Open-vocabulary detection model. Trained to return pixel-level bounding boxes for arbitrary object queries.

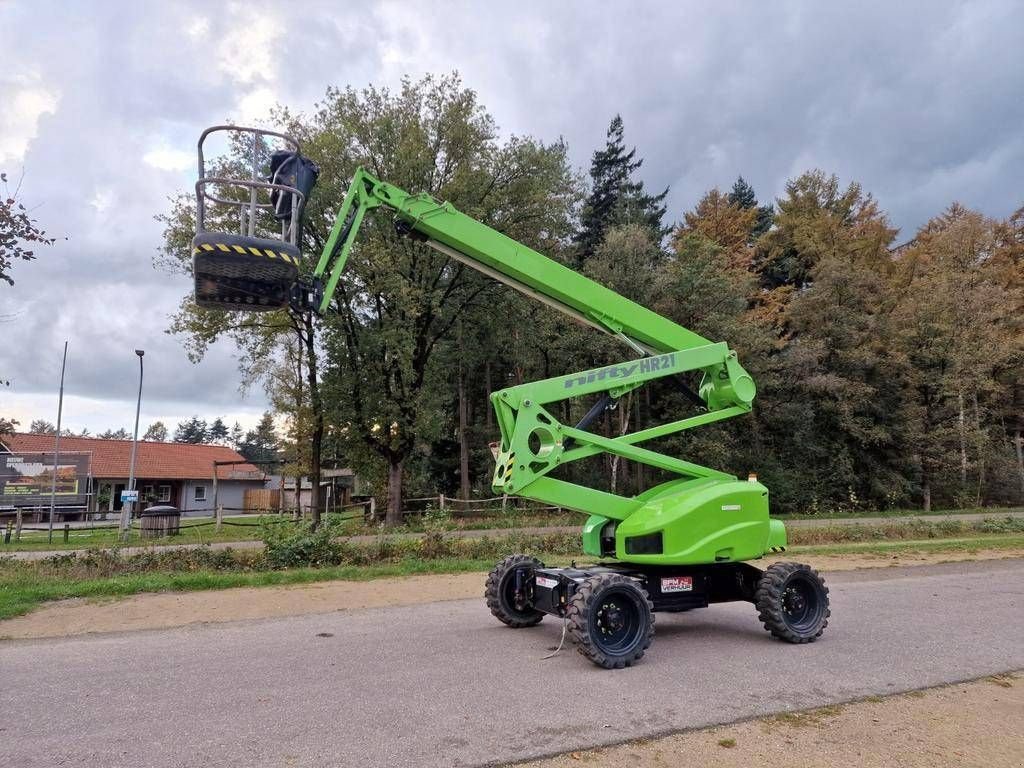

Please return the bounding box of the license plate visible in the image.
[661,576,693,593]
[535,576,559,589]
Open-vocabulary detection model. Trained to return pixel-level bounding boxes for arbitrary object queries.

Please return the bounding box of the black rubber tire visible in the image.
[755,562,830,643]
[485,554,545,628]
[567,573,654,669]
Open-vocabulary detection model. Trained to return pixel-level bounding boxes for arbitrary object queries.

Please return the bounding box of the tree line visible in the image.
[155,73,1023,523]
[21,413,283,463]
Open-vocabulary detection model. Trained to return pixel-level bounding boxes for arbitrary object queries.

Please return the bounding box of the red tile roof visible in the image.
[0,434,263,481]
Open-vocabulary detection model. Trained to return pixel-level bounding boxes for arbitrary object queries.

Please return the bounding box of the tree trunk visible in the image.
[608,395,632,494]
[958,389,967,490]
[636,389,649,491]
[1015,429,1024,501]
[484,361,494,431]
[971,391,984,506]
[458,328,471,500]
[303,311,323,530]
[922,477,931,513]
[386,456,404,527]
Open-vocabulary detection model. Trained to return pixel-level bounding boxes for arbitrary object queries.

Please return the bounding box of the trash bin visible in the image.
[139,505,181,538]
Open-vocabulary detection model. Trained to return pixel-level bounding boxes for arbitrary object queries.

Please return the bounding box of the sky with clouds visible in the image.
[1,0,1021,436]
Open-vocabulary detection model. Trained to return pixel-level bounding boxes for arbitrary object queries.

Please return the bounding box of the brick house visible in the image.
[0,433,266,520]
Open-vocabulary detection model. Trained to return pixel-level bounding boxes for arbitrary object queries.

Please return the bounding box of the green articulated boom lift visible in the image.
[192,126,830,668]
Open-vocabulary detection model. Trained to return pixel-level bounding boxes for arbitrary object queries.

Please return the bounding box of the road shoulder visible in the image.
[512,673,1024,768]
[2,550,1022,641]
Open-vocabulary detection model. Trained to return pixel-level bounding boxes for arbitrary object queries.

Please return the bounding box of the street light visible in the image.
[119,349,144,540]
[47,341,69,544]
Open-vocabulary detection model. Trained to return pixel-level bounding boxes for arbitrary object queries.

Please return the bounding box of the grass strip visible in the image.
[791,534,1024,556]
[774,505,1023,521]
[0,556,524,622]
[2,518,268,552]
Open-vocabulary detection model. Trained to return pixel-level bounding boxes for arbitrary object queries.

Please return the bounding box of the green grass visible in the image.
[790,534,1024,556]
[3,505,1020,553]
[787,516,1024,545]
[774,505,1023,521]
[0,554,578,622]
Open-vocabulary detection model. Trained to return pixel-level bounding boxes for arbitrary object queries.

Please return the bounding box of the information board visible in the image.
[0,451,91,506]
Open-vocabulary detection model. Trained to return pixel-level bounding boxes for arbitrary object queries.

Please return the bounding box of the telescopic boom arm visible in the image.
[313,167,758,529]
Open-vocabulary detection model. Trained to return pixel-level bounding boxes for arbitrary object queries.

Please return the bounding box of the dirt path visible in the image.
[2,549,1022,641]
[514,674,1024,768]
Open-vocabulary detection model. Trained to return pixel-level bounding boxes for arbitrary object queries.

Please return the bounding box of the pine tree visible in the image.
[98,428,131,440]
[574,115,668,264]
[753,171,878,295]
[207,417,229,444]
[728,176,774,240]
[173,416,208,444]
[677,188,757,267]
[227,423,242,454]
[29,419,56,434]
[227,421,242,450]
[238,412,279,463]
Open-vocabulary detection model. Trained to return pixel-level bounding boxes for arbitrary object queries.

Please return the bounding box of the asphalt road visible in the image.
[7,509,1024,560]
[2,559,1022,768]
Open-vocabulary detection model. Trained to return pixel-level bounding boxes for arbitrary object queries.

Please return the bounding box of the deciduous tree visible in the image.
[142,421,168,442]
[303,74,580,525]
[0,171,55,286]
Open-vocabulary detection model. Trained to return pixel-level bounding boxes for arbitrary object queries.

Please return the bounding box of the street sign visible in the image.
[120,489,139,503]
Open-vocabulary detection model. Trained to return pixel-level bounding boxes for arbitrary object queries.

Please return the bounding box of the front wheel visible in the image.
[485,554,545,628]
[755,562,830,643]
[567,573,654,669]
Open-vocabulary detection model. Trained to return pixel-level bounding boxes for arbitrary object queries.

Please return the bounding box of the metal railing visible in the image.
[195,125,305,244]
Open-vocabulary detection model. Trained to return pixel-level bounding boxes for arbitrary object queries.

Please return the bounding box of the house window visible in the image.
[158,485,171,503]
[142,485,153,500]
[194,485,207,502]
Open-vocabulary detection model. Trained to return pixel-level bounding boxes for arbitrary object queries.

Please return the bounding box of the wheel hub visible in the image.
[598,602,625,634]
[783,587,806,615]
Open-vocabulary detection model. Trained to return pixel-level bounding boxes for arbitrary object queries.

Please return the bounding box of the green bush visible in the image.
[976,517,1024,534]
[260,519,348,569]
[29,546,265,579]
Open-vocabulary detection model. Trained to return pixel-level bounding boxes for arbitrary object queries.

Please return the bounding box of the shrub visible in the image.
[260,519,348,569]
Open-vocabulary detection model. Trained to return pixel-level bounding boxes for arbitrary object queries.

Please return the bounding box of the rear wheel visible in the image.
[755,562,830,643]
[485,554,545,628]
[567,573,654,669]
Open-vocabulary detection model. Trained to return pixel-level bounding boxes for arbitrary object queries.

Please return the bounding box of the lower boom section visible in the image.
[485,555,831,669]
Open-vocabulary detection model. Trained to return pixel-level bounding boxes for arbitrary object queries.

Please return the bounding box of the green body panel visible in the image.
[314,167,787,567]
[616,479,775,564]
[582,515,612,558]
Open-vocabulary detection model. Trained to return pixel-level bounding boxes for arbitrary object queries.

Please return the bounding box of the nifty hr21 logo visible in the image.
[562,353,677,389]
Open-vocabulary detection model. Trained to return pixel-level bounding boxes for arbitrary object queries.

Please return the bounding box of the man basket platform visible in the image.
[191,125,318,311]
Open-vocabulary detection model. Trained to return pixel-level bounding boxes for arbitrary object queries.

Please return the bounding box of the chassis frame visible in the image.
[525,560,765,617]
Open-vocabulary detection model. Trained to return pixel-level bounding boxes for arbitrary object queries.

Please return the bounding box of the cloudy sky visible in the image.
[1,1,1021,436]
